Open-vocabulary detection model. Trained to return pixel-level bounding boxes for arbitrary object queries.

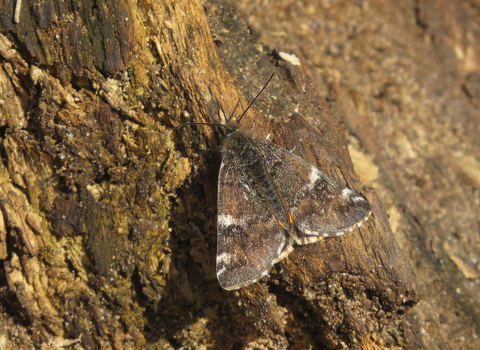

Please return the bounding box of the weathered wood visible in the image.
[10,0,480,348]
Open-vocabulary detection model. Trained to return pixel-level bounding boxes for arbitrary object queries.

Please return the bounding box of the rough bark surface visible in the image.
[0,0,477,349]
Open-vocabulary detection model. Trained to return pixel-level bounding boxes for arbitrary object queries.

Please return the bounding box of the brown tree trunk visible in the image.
[1,0,477,349]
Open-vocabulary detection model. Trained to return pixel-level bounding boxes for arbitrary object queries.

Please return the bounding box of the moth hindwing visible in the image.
[216,127,371,290]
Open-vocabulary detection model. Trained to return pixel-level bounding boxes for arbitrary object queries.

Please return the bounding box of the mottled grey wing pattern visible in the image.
[216,150,292,290]
[258,139,371,243]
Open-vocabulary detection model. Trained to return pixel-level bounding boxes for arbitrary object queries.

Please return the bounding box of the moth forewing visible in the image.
[216,137,292,290]
[215,127,371,290]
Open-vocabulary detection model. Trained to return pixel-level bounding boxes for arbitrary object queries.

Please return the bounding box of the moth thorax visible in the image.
[231,138,261,167]
[222,129,252,152]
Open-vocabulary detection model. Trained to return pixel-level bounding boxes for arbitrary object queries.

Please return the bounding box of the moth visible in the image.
[179,74,371,290]
[216,125,371,290]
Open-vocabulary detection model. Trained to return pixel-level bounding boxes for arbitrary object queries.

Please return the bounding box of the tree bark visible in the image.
[3,0,476,349]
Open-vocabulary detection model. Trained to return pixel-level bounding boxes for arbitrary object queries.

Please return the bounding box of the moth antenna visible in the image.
[174,122,227,130]
[228,99,242,122]
[236,72,275,124]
